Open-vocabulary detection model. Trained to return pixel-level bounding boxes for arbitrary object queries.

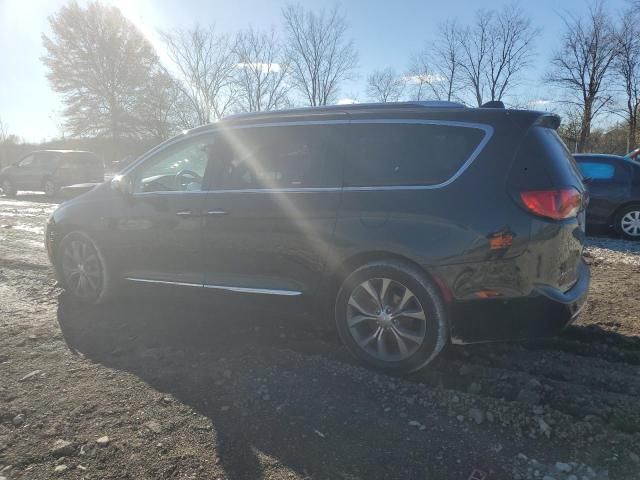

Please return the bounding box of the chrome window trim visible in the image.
[125,276,302,296]
[126,118,494,195]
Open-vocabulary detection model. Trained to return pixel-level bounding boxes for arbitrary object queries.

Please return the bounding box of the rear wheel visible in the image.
[56,231,115,304]
[614,205,640,240]
[1,178,16,197]
[44,178,58,197]
[335,260,448,374]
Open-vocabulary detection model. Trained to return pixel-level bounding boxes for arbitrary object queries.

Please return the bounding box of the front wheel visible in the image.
[335,260,448,374]
[614,205,640,240]
[44,178,58,198]
[56,231,115,304]
[1,178,17,197]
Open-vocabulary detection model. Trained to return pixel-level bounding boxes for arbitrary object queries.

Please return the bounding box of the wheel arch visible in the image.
[612,201,640,222]
[41,174,56,189]
[316,250,449,320]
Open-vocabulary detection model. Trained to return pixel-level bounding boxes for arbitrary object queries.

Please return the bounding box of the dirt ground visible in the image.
[1,194,639,480]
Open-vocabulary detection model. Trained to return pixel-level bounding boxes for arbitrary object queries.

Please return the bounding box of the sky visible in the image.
[0,0,630,142]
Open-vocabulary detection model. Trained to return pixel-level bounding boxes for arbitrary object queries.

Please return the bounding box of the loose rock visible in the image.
[467,382,482,394]
[469,408,484,424]
[19,370,42,382]
[517,388,541,405]
[51,439,75,457]
[54,465,68,474]
[96,436,110,447]
[145,421,162,434]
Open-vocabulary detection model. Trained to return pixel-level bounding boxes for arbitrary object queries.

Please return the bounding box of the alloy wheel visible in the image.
[346,277,427,362]
[620,210,640,237]
[2,179,15,196]
[60,236,103,300]
[44,180,56,197]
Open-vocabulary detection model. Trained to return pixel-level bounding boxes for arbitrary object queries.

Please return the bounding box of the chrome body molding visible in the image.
[125,277,302,296]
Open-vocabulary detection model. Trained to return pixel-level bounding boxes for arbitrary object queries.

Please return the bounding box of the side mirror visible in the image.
[111,174,133,196]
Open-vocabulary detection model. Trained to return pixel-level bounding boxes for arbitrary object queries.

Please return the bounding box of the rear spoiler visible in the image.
[532,113,561,130]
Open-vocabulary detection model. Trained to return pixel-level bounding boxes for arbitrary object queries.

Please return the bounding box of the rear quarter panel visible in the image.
[332,111,535,299]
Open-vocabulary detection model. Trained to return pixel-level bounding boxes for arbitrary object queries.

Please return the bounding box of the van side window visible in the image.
[216,125,341,190]
[133,137,214,193]
[345,123,485,187]
[18,156,34,167]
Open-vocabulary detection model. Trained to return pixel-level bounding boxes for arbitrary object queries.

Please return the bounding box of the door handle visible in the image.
[206,210,228,216]
[175,210,197,217]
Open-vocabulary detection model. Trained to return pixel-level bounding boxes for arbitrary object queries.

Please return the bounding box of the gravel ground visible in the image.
[1,194,639,479]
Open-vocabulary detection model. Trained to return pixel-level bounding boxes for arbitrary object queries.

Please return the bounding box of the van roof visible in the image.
[224,101,467,121]
[182,101,559,139]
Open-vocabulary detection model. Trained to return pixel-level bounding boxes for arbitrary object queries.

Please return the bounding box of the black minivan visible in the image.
[45,102,590,373]
[0,150,104,197]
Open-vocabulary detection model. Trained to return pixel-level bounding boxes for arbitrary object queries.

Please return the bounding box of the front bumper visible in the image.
[450,259,590,344]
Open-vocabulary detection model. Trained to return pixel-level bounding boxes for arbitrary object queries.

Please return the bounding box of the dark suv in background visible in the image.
[0,150,104,197]
[45,102,589,373]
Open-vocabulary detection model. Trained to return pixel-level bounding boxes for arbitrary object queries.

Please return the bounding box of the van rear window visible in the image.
[540,129,583,180]
[344,123,486,187]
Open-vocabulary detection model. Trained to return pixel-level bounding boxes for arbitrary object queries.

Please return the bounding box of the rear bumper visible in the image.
[450,259,590,344]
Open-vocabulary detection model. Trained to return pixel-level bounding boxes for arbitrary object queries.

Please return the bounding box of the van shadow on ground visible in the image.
[56,292,522,480]
[56,292,344,479]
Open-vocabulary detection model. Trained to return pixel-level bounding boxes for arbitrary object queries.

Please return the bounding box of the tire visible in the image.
[335,260,448,374]
[44,178,58,198]
[614,205,640,240]
[55,231,116,304]
[1,178,17,197]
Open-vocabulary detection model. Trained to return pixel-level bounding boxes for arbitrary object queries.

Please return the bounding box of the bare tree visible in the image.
[615,9,640,151]
[138,70,183,141]
[0,117,7,143]
[42,1,161,152]
[406,53,437,101]
[366,68,405,102]
[161,25,238,124]
[408,20,463,102]
[234,28,291,112]
[282,4,358,106]
[459,5,538,106]
[546,3,619,152]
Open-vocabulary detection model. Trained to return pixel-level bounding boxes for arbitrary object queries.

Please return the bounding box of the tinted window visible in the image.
[17,155,34,167]
[34,153,54,166]
[577,162,615,180]
[344,123,485,187]
[216,125,342,190]
[134,137,213,193]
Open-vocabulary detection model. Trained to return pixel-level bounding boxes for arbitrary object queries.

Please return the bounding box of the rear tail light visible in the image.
[520,188,582,220]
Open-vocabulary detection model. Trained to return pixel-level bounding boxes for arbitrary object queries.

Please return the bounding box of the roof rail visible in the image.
[223,101,466,121]
[410,101,466,109]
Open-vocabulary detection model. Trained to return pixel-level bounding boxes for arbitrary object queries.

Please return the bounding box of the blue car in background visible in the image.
[574,153,640,240]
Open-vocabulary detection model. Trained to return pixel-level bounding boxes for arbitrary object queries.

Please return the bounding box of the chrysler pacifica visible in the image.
[46,102,590,373]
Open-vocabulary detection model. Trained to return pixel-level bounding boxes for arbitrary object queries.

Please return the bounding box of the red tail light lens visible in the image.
[520,188,582,220]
